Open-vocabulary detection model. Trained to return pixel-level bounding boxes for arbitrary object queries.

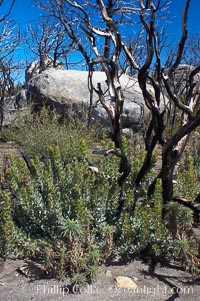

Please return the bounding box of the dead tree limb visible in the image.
[172,196,200,223]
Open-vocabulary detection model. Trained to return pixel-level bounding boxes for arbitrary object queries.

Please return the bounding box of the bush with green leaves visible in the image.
[0,141,175,281]
[0,108,199,282]
[165,202,200,275]
[0,143,121,282]
[175,156,200,200]
[116,179,174,260]
[181,130,200,180]
[4,106,105,161]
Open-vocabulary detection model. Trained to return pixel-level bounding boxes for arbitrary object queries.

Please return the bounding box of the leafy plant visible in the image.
[6,106,104,162]
[175,156,200,200]
[164,201,199,276]
[1,112,199,283]
[71,273,87,293]
[0,144,116,283]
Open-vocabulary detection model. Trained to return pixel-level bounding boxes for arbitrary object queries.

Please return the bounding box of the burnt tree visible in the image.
[35,0,200,218]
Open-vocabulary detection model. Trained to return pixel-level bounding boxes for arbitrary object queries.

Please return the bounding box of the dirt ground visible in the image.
[0,258,199,301]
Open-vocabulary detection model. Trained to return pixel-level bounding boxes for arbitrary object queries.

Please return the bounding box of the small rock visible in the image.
[116,276,138,289]
[88,165,99,173]
[131,276,138,281]
[105,270,112,277]
[144,274,151,279]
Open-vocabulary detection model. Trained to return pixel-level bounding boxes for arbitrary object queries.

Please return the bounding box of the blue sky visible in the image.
[0,0,199,82]
[7,0,199,35]
[167,0,200,37]
[6,0,41,30]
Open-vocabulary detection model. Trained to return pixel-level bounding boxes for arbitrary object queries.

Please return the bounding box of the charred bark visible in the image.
[173,196,200,224]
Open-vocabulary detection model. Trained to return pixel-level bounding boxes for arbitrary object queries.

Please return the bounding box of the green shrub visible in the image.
[1,108,199,281]
[117,179,174,260]
[6,106,105,162]
[0,142,176,281]
[175,156,200,200]
[0,144,121,282]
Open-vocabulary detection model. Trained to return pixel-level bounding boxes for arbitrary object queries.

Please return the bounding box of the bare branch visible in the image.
[168,0,190,76]
[172,196,200,219]
[97,0,122,62]
[0,0,16,22]
[161,68,193,117]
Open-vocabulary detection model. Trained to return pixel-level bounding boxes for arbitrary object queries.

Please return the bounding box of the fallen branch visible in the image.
[194,192,200,204]
[92,148,131,186]
[172,195,200,223]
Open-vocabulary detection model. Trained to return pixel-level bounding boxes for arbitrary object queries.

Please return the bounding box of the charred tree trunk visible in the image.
[0,95,4,131]
[161,150,179,205]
